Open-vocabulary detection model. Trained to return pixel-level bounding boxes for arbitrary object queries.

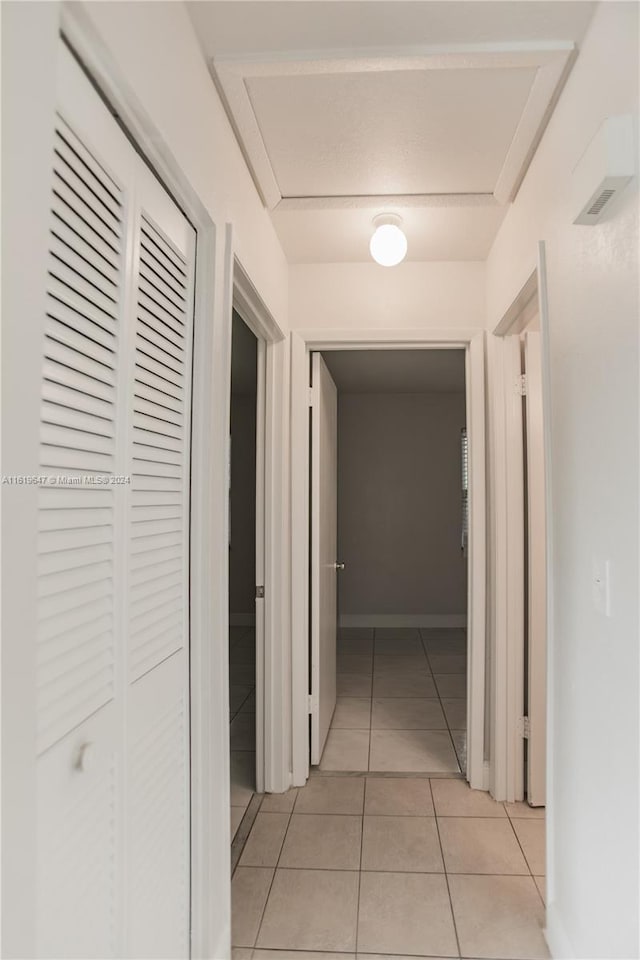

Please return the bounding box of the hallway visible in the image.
[231,774,546,958]
[322,627,467,774]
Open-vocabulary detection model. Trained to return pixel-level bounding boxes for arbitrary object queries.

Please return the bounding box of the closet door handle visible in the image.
[334,562,345,571]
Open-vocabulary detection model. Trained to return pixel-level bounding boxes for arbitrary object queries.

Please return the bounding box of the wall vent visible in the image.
[572,115,635,226]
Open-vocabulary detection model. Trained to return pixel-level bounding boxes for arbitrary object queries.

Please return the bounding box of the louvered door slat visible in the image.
[46,297,117,354]
[36,108,123,758]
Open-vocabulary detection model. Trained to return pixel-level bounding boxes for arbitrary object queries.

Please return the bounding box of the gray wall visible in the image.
[337,392,467,616]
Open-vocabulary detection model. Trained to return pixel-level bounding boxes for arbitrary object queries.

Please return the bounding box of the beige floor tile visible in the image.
[230,663,256,685]
[255,952,355,960]
[362,815,443,872]
[338,637,374,656]
[374,627,421,640]
[439,817,529,874]
[261,788,298,813]
[420,627,466,639]
[373,674,437,698]
[338,673,373,697]
[425,640,468,657]
[365,777,434,816]
[333,697,372,729]
[434,674,467,698]
[428,654,467,674]
[231,866,274,947]
[357,956,455,960]
[441,698,467,729]
[239,812,290,867]
[504,801,545,819]
[369,729,459,773]
[280,813,362,870]
[295,776,365,815]
[357,872,458,957]
[373,654,431,673]
[339,627,374,640]
[511,818,546,875]
[230,643,256,665]
[448,874,549,959]
[232,948,253,960]
[230,750,255,806]
[319,729,370,771]
[371,697,446,730]
[534,875,546,904]
[374,639,424,657]
[431,778,506,817]
[338,654,373,675]
[257,868,359,952]
[231,805,245,839]
[231,713,257,750]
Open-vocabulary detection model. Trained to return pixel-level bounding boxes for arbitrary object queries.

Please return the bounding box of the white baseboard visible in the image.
[229,613,255,627]
[339,613,467,629]
[545,903,576,959]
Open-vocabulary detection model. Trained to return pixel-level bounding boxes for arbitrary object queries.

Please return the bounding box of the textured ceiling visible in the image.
[188,1,597,263]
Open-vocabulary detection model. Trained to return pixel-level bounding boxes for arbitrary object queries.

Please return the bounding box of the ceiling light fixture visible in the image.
[369,213,407,267]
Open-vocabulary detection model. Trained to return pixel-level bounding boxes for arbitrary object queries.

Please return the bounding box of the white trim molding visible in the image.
[231,254,291,797]
[212,42,575,211]
[290,328,487,790]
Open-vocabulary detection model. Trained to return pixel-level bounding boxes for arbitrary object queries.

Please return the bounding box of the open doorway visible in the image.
[310,349,469,776]
[229,309,258,838]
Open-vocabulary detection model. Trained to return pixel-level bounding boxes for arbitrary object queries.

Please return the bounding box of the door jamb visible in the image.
[291,329,487,790]
[232,260,287,797]
[489,243,552,804]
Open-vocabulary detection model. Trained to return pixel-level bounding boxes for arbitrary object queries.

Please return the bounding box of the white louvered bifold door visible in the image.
[126,158,195,960]
[36,40,194,959]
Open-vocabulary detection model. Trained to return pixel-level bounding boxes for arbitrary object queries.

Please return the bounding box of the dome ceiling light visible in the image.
[369,213,408,267]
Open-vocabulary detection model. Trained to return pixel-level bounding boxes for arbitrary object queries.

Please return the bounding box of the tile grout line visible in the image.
[355,777,366,954]
[506,812,538,882]
[429,776,463,959]
[420,628,464,775]
[248,794,297,952]
[366,630,377,771]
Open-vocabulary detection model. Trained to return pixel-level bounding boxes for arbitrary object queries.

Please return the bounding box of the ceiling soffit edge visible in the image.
[211,41,576,211]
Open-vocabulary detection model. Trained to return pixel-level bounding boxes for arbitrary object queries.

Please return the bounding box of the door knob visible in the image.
[334,562,345,571]
[75,741,95,773]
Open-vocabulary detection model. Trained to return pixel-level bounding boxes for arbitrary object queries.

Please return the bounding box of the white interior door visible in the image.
[310,353,338,765]
[524,331,547,806]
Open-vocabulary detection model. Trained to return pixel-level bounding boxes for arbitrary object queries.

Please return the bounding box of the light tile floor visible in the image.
[322,627,467,774]
[232,775,547,960]
[230,625,257,838]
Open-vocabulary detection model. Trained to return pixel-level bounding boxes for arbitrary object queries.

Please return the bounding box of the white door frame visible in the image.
[55,8,287,957]
[488,242,552,804]
[233,261,288,797]
[291,328,487,791]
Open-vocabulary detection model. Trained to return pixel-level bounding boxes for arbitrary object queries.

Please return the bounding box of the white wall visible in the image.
[289,261,485,330]
[78,0,289,329]
[486,4,639,957]
[337,392,467,618]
